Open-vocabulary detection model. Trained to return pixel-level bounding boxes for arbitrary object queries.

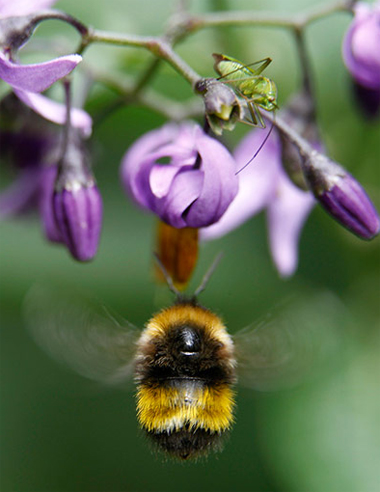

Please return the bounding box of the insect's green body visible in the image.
[213,53,278,127]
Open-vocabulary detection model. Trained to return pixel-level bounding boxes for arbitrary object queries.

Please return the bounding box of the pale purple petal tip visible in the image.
[267,172,315,278]
[53,185,103,261]
[0,0,57,18]
[0,52,82,93]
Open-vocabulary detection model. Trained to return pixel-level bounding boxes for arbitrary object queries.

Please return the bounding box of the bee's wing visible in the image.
[24,284,139,387]
[234,292,344,391]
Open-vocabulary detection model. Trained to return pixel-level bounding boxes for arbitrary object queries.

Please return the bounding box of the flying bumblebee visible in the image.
[25,259,326,461]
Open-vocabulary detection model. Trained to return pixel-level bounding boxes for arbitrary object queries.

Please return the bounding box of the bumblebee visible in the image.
[25,259,323,460]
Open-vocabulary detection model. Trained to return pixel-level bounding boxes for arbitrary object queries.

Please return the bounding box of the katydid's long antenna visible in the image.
[153,252,181,297]
[235,119,274,175]
[193,252,224,297]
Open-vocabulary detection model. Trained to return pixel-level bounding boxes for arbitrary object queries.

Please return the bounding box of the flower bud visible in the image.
[303,151,380,239]
[53,133,102,261]
[194,78,243,135]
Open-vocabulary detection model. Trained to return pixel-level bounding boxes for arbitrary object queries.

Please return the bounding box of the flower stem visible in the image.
[82,30,201,86]
[27,9,89,36]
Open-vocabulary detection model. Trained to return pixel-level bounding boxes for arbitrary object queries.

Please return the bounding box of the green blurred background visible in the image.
[1,1,379,491]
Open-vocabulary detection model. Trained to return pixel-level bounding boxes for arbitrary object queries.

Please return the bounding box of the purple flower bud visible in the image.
[194,78,243,135]
[342,1,380,116]
[121,122,238,228]
[52,133,102,261]
[303,152,380,239]
[53,183,102,261]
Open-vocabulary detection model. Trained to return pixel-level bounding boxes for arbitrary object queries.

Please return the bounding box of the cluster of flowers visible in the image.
[1,0,379,275]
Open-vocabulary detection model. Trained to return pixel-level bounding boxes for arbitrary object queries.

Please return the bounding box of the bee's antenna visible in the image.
[235,119,274,175]
[153,252,181,298]
[193,252,224,298]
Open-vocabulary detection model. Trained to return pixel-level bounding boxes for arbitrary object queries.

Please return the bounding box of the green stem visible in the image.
[83,30,201,86]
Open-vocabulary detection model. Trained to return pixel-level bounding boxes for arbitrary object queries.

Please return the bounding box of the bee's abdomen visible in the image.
[136,380,235,459]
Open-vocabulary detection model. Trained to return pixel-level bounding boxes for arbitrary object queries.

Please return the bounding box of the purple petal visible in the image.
[14,90,92,136]
[267,171,315,277]
[121,123,179,209]
[184,127,238,227]
[0,167,40,218]
[0,52,82,92]
[0,0,57,17]
[201,130,280,240]
[149,164,181,198]
[158,169,204,228]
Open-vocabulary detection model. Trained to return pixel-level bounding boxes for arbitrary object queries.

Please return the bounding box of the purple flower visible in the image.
[201,130,315,277]
[0,0,91,135]
[342,1,380,116]
[121,122,239,228]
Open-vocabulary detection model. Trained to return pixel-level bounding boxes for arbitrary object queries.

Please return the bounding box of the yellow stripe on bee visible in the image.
[136,383,235,433]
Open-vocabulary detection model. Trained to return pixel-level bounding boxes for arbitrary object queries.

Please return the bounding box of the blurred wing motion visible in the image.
[234,292,345,391]
[24,284,139,386]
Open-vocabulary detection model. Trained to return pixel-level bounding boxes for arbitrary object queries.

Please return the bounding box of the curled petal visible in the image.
[14,89,92,137]
[149,164,181,199]
[121,123,180,209]
[158,169,204,228]
[0,52,82,93]
[267,171,315,278]
[184,127,238,227]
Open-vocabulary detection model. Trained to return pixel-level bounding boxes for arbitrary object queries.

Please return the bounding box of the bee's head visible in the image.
[135,302,236,384]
